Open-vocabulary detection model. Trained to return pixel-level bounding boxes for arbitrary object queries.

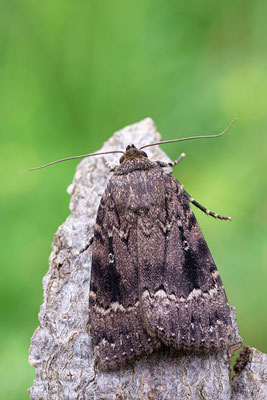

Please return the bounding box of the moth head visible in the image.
[119,145,148,164]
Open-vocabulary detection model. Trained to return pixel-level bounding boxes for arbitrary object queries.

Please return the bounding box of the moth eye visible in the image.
[119,155,125,164]
[140,151,148,158]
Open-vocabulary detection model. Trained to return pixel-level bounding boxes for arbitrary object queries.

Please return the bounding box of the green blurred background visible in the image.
[1,1,266,398]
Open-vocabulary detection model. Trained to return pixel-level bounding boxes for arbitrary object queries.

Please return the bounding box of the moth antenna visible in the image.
[22,150,124,172]
[140,118,237,150]
[23,118,236,172]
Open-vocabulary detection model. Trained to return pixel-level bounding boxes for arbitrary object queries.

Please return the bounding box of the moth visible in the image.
[24,119,236,371]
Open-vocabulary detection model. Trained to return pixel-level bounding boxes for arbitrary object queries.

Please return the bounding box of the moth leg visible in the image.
[76,234,94,256]
[106,161,118,172]
[185,191,232,221]
[155,152,186,168]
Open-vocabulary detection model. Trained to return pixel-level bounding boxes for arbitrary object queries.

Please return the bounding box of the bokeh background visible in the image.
[1,1,266,398]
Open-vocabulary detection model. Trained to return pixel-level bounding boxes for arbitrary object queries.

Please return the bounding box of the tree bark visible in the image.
[28,118,263,400]
[232,347,267,400]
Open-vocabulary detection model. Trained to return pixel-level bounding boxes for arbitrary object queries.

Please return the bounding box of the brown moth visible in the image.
[89,143,233,370]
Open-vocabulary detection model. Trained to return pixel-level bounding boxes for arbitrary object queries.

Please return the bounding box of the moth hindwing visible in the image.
[89,144,232,370]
